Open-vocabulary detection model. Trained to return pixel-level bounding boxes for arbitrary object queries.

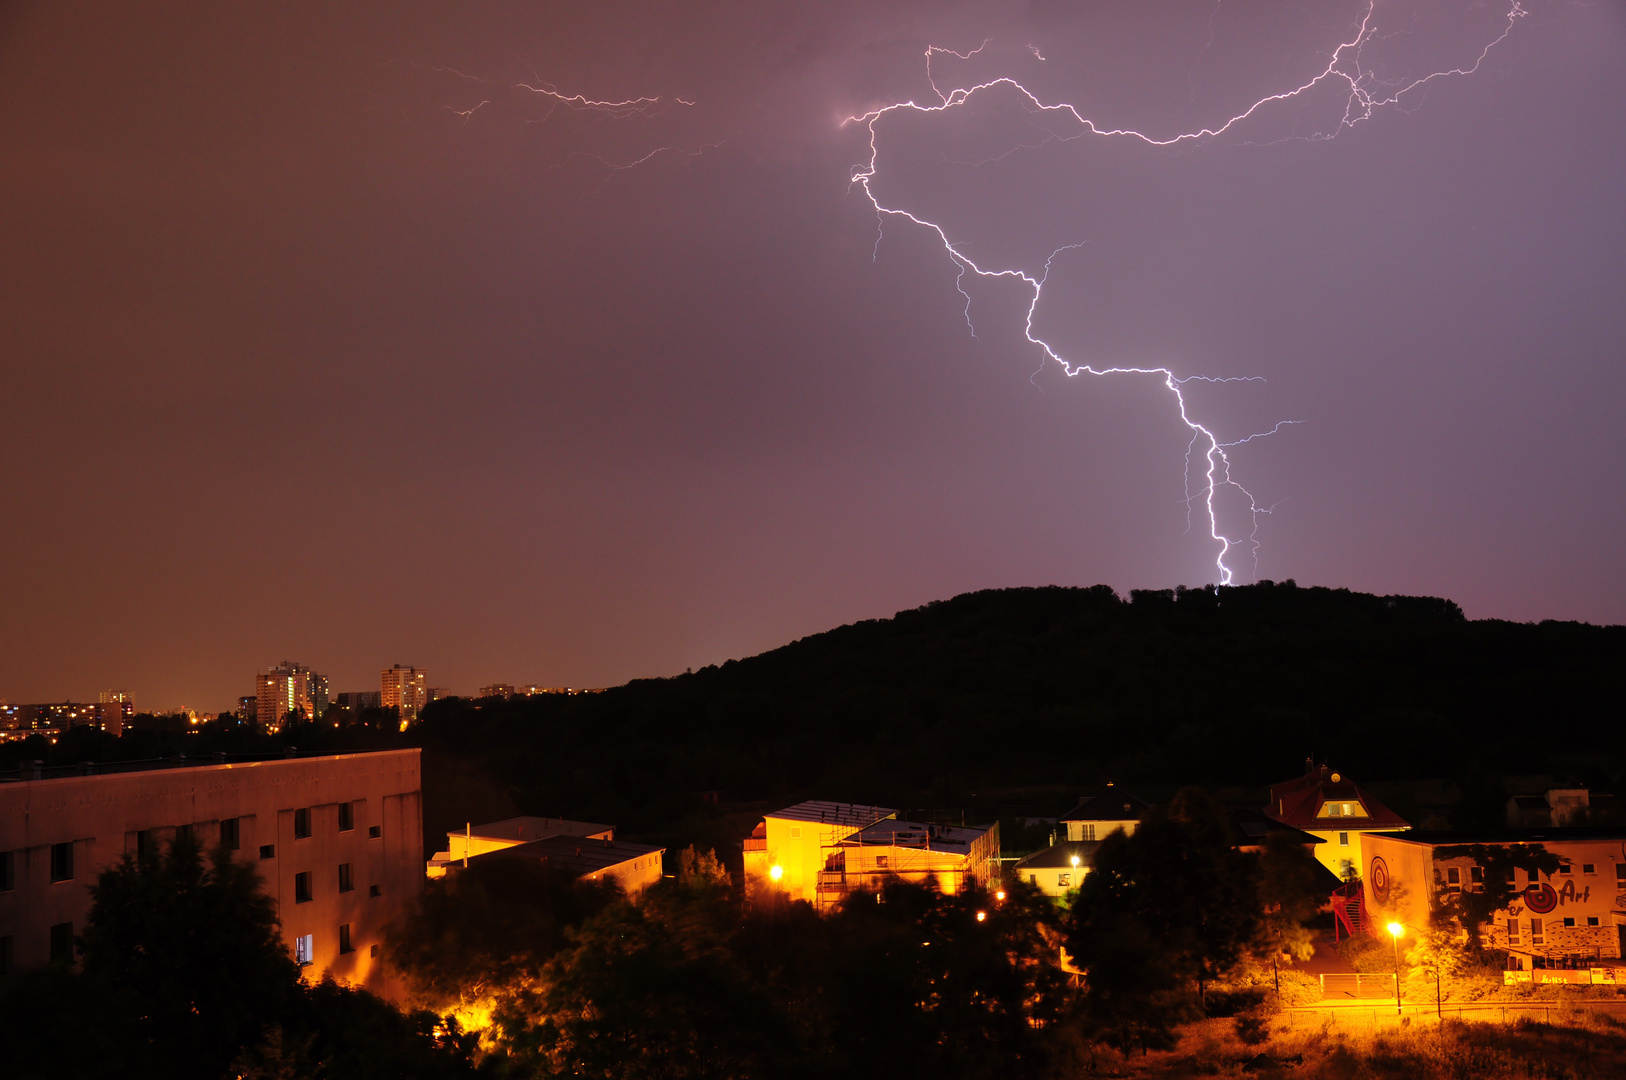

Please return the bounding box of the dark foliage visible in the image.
[407,583,1623,841]
[0,836,475,1080]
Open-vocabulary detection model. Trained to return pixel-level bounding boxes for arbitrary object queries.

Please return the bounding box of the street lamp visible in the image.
[1387,922,1404,1016]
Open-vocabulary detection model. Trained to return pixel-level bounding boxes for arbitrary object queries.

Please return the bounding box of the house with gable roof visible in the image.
[1265,760,1409,884]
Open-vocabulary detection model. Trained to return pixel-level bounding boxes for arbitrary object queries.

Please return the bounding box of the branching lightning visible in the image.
[846,1,1524,584]
[384,60,710,173]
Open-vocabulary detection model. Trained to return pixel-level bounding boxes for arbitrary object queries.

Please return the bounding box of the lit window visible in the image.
[1057,873,1071,888]
[295,934,314,965]
[876,855,888,869]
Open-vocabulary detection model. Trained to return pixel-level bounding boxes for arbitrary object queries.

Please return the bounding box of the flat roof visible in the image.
[466,816,612,842]
[1372,826,1626,846]
[846,819,993,854]
[468,835,665,876]
[767,800,895,829]
[0,748,417,784]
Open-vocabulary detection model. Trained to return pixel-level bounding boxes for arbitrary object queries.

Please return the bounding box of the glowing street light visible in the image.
[975,911,987,923]
[1387,922,1404,1015]
[995,890,1006,903]
[769,864,784,882]
[1069,855,1081,868]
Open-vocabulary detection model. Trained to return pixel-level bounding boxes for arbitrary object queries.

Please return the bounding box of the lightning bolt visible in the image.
[846,1,1524,585]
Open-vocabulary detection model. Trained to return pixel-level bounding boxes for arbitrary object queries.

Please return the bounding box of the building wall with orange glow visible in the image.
[743,814,876,904]
[0,750,422,996]
[1363,832,1625,965]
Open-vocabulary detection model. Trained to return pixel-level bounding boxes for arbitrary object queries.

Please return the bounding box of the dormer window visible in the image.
[1319,801,1365,819]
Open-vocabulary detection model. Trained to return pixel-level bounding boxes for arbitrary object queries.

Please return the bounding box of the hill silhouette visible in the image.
[415,581,1625,847]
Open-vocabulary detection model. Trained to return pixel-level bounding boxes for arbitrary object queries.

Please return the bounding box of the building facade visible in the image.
[1264,762,1409,880]
[0,749,422,994]
[381,665,428,727]
[1363,828,1626,970]
[255,661,328,732]
[741,801,1000,909]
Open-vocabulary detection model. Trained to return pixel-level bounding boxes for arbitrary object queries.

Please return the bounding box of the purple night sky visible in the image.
[2,1,1622,711]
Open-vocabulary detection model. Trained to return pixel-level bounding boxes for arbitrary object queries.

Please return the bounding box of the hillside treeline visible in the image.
[415,582,1623,840]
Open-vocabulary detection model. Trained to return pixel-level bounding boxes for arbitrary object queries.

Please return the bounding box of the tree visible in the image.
[0,833,475,1080]
[1431,843,1562,952]
[1066,789,1262,1049]
[1253,832,1325,970]
[386,856,614,1008]
[77,831,305,1078]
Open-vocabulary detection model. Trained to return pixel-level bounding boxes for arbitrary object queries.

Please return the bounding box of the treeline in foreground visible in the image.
[7,790,1625,1079]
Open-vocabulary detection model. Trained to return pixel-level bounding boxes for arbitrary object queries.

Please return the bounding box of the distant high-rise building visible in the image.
[426,687,454,705]
[381,665,427,727]
[336,690,382,711]
[255,661,328,732]
[96,691,133,736]
[236,695,257,724]
[479,684,516,700]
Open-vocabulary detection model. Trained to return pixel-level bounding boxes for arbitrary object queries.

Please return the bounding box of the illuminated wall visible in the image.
[0,750,422,997]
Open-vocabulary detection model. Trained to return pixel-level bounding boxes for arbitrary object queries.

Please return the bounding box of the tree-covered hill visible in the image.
[414,582,1624,845]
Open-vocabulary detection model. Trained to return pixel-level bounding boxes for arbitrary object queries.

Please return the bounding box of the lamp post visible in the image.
[1387,922,1405,1016]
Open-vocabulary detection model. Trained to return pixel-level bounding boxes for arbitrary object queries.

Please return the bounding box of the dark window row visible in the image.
[295,863,371,902]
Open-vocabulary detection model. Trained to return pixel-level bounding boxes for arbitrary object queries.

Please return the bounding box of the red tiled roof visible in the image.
[1265,765,1409,831]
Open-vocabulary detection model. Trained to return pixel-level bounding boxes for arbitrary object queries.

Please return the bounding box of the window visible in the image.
[1339,859,1353,877]
[295,934,314,966]
[338,802,354,832]
[1470,867,1484,891]
[175,824,194,847]
[368,825,381,839]
[875,855,889,869]
[1507,918,1521,945]
[50,922,73,964]
[338,863,354,893]
[259,844,276,860]
[1617,864,1626,884]
[1564,917,1577,928]
[294,808,311,839]
[1339,832,1349,847]
[1028,873,1037,885]
[369,884,381,898]
[136,829,156,859]
[50,842,73,882]
[0,850,13,891]
[1447,868,1461,893]
[1057,873,1071,888]
[295,872,312,904]
[1530,868,1543,884]
[1588,917,1601,927]
[369,944,379,959]
[1559,862,1572,876]
[339,924,354,954]
[789,827,801,839]
[220,818,240,851]
[1082,823,1097,841]
[1325,803,1342,817]
[1530,919,1545,945]
[1583,863,1596,874]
